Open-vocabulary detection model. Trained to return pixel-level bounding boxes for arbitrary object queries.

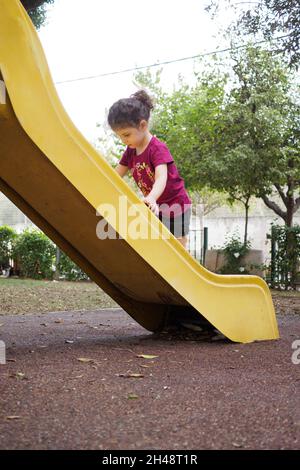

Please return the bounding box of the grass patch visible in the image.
[0,278,46,287]
[270,289,300,298]
[0,278,118,315]
[0,279,299,316]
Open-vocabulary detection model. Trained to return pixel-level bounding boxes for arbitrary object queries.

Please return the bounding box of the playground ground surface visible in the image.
[0,279,299,450]
[0,278,300,316]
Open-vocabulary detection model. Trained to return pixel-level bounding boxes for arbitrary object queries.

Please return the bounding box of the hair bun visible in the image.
[131,89,154,111]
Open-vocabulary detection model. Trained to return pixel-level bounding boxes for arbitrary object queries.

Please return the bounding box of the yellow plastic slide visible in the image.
[0,0,279,342]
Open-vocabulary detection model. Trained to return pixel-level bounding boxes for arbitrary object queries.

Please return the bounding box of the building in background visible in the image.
[204,199,300,264]
[0,193,34,233]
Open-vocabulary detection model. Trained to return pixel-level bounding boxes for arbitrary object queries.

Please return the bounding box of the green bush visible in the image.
[218,233,251,275]
[58,251,89,281]
[267,223,300,289]
[1,225,89,281]
[13,228,56,279]
[0,225,17,269]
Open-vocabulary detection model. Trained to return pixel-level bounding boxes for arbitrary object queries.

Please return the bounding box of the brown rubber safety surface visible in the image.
[0,309,299,450]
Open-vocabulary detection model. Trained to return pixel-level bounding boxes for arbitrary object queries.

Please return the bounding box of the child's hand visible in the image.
[142,195,159,216]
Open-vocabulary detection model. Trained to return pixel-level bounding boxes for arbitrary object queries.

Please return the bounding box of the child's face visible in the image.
[114,121,148,148]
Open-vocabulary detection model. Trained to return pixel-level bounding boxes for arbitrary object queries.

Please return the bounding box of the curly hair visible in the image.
[108,89,154,129]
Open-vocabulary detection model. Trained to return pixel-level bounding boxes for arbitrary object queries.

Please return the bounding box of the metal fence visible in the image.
[187,227,208,265]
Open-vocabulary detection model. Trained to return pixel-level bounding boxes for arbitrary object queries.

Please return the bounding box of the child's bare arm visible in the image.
[115,164,128,178]
[143,164,168,213]
[148,164,168,200]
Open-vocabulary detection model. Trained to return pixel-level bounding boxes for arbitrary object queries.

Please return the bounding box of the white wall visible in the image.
[203,206,300,263]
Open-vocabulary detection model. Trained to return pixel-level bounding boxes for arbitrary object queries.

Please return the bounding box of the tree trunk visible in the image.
[285,174,298,287]
[54,246,61,281]
[243,197,250,246]
[286,199,297,288]
[261,194,287,222]
[286,195,294,228]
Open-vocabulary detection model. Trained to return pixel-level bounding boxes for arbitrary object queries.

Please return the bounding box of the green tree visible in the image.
[201,46,300,243]
[189,188,228,216]
[135,67,255,242]
[206,0,300,67]
[134,68,231,219]
[134,68,227,190]
[224,46,300,228]
[21,0,54,29]
[0,226,17,269]
[134,47,299,245]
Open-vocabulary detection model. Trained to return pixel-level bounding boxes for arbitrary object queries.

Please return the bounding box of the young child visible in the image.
[107,90,191,248]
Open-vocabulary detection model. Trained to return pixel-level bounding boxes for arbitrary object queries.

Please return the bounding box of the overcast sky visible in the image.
[38,0,234,142]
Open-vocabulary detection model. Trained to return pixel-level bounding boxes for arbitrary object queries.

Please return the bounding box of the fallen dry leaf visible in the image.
[6,416,21,420]
[77,358,95,363]
[15,372,26,379]
[117,373,144,378]
[127,394,139,400]
[136,354,158,359]
[232,442,243,448]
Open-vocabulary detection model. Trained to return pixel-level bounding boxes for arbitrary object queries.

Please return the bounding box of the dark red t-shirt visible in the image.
[119,136,191,216]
